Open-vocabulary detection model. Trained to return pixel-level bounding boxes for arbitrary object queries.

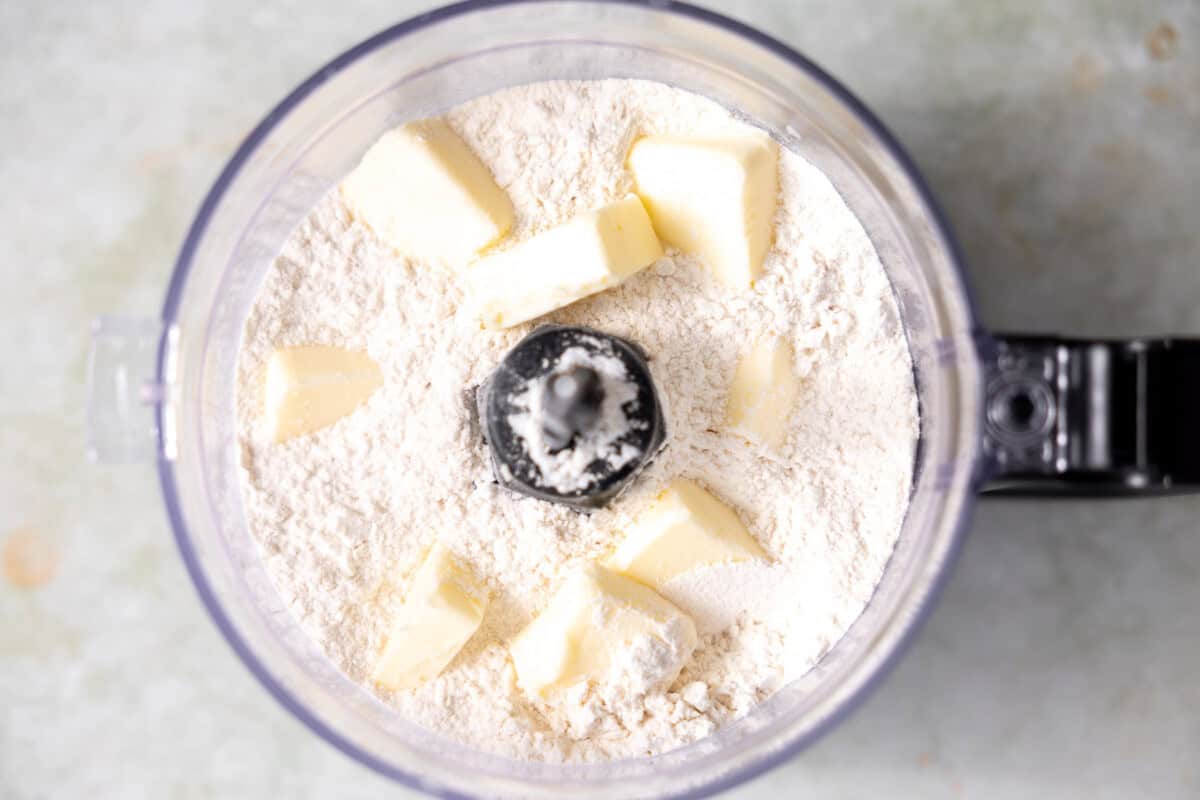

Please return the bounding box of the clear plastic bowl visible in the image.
[147,2,982,797]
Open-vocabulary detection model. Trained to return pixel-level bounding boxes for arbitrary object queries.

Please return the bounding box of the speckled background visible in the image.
[2,1,1197,798]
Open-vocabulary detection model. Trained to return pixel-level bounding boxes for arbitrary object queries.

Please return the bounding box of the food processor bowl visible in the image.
[87,2,985,797]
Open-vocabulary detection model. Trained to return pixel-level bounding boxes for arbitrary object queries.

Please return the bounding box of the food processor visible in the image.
[83,1,1200,797]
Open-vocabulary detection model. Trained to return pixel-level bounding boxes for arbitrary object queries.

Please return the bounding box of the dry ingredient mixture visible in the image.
[235,79,918,762]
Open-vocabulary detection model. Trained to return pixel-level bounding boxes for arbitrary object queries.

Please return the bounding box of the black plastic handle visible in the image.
[980,334,1200,496]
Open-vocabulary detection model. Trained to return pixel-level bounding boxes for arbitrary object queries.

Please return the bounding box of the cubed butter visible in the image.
[508,563,697,698]
[726,335,799,449]
[341,118,514,266]
[263,345,383,443]
[605,479,767,590]
[465,194,663,329]
[628,134,778,288]
[372,542,488,690]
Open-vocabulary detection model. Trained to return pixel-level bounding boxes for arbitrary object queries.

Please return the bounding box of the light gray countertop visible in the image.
[2,1,1197,798]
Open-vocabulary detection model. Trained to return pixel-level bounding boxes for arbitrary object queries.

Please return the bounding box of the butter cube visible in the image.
[726,336,799,449]
[628,134,778,288]
[263,346,383,443]
[373,542,488,690]
[465,194,663,329]
[341,118,514,266]
[508,564,697,698]
[605,479,767,590]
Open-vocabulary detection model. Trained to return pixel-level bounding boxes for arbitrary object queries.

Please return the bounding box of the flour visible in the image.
[659,561,792,636]
[236,79,918,763]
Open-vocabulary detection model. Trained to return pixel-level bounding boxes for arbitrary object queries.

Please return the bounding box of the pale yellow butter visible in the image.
[341,118,514,266]
[263,345,383,443]
[726,335,800,449]
[372,542,488,691]
[465,194,663,329]
[605,479,767,590]
[628,134,778,289]
[508,563,697,698]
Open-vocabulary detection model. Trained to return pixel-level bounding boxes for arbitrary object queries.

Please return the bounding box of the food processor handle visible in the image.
[84,315,168,463]
[979,334,1200,496]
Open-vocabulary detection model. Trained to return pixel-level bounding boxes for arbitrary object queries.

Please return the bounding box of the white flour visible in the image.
[236,79,918,762]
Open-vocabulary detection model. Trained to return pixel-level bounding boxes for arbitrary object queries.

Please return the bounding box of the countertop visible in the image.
[2,1,1197,797]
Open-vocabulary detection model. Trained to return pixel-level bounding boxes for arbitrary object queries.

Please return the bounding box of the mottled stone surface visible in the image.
[1,1,1196,797]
